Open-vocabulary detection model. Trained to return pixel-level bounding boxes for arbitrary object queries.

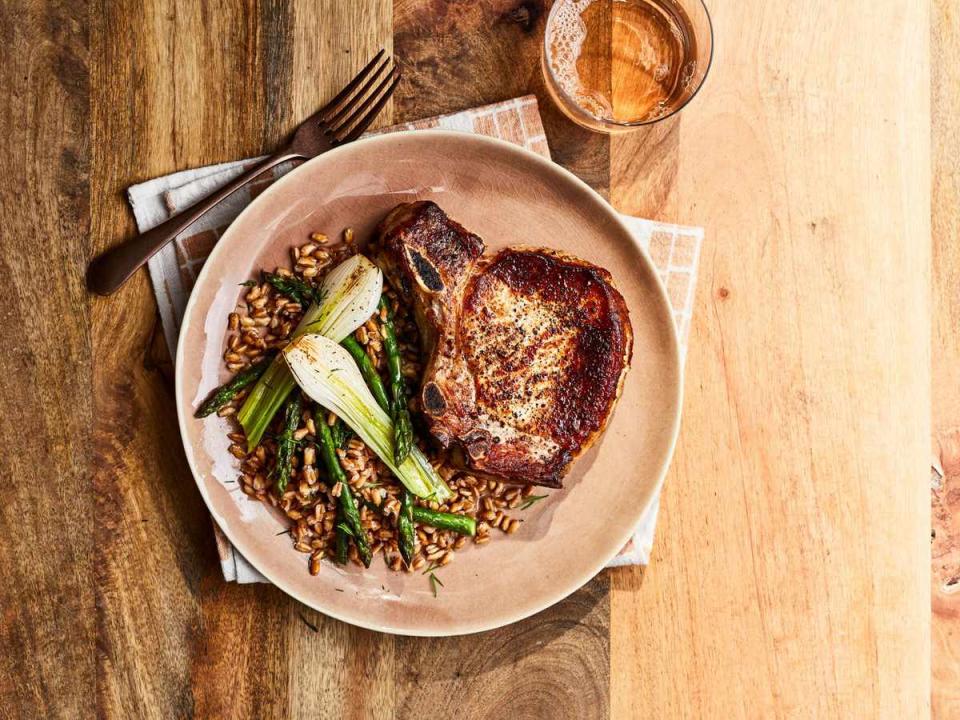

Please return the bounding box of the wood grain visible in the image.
[91,1,263,715]
[93,2,391,718]
[0,0,937,717]
[932,0,960,717]
[610,1,931,717]
[0,1,93,717]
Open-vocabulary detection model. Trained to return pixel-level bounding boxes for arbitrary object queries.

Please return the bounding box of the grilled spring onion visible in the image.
[283,333,452,502]
[237,255,382,450]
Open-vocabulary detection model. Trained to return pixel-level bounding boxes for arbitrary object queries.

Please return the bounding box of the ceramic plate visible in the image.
[176,131,681,636]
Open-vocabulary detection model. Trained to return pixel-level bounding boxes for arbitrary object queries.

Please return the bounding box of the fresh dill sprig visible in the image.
[519,494,550,511]
[428,571,444,597]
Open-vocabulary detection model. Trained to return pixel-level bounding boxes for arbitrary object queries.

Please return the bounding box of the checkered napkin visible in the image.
[128,95,703,583]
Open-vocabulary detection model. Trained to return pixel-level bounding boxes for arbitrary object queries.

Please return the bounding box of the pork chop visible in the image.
[375,201,633,487]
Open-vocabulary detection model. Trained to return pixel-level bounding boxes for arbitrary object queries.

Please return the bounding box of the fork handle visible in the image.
[87,150,300,296]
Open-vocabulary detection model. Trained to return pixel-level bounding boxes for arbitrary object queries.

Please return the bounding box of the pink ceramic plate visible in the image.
[176,131,681,636]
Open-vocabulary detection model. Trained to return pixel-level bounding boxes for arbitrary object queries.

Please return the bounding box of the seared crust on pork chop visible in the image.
[375,201,633,487]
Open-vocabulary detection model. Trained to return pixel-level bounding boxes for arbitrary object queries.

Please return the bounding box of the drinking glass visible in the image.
[542,0,713,132]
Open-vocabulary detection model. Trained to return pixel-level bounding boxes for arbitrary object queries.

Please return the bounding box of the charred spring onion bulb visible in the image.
[283,333,452,503]
[237,255,383,449]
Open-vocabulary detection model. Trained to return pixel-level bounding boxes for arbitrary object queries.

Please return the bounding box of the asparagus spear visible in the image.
[412,506,477,536]
[378,297,413,465]
[397,490,416,565]
[340,336,390,412]
[194,354,275,418]
[274,392,302,495]
[329,417,352,449]
[334,504,349,565]
[317,416,371,567]
[264,272,321,306]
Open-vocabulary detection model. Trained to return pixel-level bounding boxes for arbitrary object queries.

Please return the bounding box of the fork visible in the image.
[87,50,400,296]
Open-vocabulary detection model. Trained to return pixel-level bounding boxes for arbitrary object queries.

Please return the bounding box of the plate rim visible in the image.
[175,129,684,636]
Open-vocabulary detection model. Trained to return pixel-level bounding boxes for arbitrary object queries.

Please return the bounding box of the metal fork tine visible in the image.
[325,57,391,128]
[331,66,400,139]
[336,71,402,144]
[315,49,385,121]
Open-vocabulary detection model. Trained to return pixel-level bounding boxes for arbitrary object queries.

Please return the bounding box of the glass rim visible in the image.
[542,0,715,128]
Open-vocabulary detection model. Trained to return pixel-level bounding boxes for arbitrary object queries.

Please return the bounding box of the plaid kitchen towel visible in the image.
[128,95,703,582]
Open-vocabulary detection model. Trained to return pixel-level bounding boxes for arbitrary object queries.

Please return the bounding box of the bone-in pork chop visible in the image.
[375,201,633,487]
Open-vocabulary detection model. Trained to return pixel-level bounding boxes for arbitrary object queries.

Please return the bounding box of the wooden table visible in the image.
[2,0,942,717]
